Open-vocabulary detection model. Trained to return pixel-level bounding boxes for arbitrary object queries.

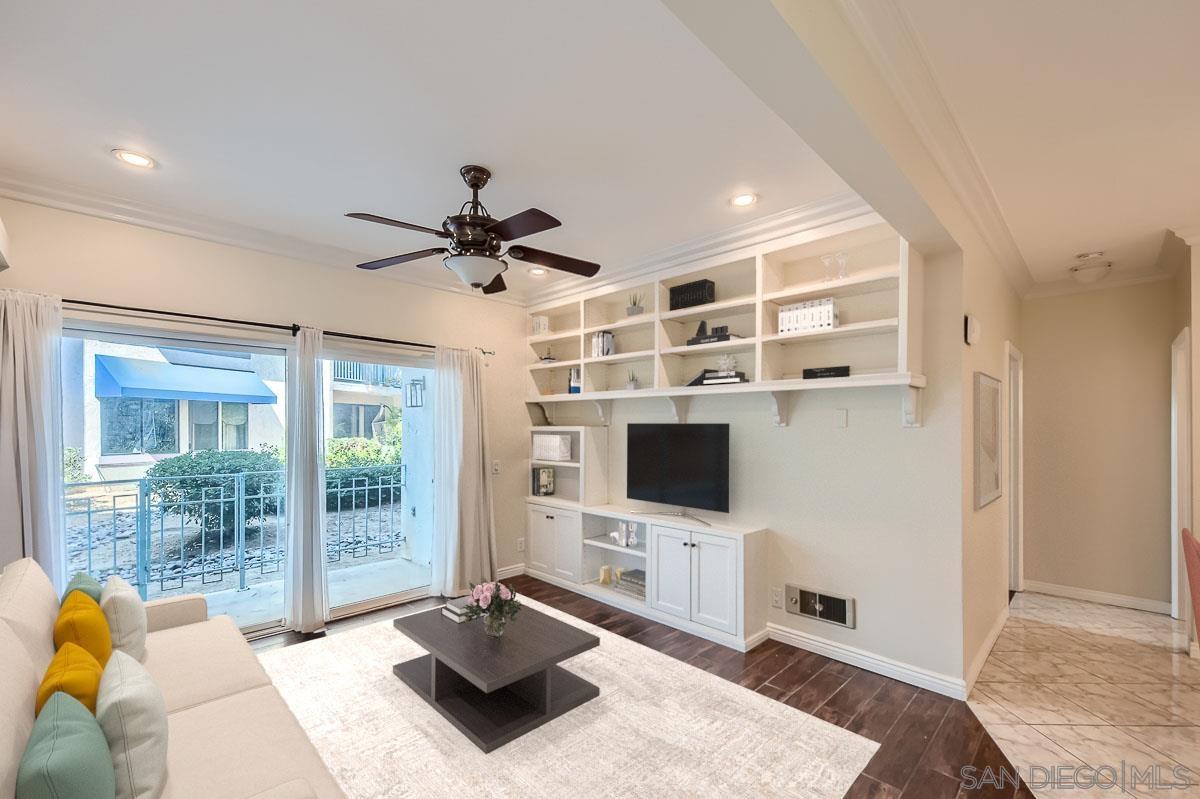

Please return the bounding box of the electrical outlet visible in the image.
[490,459,502,475]
[835,409,848,428]
[516,537,525,553]
[771,586,783,609]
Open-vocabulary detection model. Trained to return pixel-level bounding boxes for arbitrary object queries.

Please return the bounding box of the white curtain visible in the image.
[431,347,496,597]
[0,290,65,589]
[284,326,328,632]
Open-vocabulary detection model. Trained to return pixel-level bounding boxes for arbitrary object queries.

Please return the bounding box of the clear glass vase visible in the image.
[484,614,508,637]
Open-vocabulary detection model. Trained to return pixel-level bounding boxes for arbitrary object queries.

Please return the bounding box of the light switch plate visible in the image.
[490,459,501,475]
[835,409,848,428]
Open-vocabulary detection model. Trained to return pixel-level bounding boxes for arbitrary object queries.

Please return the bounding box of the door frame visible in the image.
[1172,327,1192,620]
[1005,341,1025,593]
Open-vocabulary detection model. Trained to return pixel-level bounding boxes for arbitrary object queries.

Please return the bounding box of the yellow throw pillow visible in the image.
[54,591,113,667]
[36,641,103,715]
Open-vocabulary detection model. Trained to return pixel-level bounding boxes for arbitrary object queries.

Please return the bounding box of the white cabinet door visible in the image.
[650,525,691,620]
[690,531,738,635]
[526,505,554,575]
[552,510,581,583]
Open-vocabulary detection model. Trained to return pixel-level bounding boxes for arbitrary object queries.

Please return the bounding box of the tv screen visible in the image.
[627,423,729,512]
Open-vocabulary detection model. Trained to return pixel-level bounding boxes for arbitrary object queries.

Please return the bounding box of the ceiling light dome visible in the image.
[444,254,505,289]
[112,149,155,168]
[730,193,757,207]
[1070,260,1111,284]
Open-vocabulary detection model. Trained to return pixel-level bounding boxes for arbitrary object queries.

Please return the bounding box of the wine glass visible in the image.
[835,251,849,280]
[820,254,835,283]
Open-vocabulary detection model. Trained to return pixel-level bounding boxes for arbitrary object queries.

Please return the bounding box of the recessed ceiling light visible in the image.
[112,149,155,169]
[730,193,757,207]
[527,266,547,276]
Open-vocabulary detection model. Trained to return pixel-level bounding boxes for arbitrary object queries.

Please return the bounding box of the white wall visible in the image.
[1023,280,1179,605]
[0,197,529,572]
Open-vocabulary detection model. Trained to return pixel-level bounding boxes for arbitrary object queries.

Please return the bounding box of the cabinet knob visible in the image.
[682,541,689,547]
[690,542,697,548]
[546,515,554,520]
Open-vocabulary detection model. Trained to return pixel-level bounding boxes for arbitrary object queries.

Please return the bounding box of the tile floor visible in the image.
[971,592,1200,797]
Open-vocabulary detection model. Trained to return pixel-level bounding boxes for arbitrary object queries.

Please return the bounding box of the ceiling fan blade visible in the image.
[508,246,600,278]
[346,212,449,238]
[356,248,447,270]
[480,273,507,295]
[485,208,561,241]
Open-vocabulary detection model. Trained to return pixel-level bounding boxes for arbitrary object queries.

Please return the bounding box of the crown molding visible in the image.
[0,168,528,306]
[835,0,1034,296]
[522,191,871,306]
[1174,224,1200,247]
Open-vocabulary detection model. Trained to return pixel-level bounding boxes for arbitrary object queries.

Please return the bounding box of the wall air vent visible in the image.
[784,584,856,628]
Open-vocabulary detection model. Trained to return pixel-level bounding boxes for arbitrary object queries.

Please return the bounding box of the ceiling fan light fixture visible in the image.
[1069,260,1112,284]
[527,266,547,276]
[444,254,505,288]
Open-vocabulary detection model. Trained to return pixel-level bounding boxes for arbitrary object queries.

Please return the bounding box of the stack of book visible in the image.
[589,331,615,358]
[778,297,838,334]
[613,568,646,600]
[442,597,472,624]
[687,368,748,386]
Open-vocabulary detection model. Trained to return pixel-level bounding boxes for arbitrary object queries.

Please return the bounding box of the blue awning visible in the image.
[95,355,278,404]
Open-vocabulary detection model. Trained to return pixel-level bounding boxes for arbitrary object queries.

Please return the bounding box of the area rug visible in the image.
[258,598,878,798]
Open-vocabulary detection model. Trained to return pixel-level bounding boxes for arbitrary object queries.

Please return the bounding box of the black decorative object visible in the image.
[802,366,851,379]
[669,279,715,310]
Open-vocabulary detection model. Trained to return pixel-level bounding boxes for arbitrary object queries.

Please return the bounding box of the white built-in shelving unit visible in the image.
[524,216,925,427]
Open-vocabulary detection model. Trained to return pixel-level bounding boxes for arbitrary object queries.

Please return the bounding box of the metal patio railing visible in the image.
[64,464,406,599]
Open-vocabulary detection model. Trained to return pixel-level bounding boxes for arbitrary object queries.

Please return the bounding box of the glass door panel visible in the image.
[322,358,434,610]
[61,330,289,630]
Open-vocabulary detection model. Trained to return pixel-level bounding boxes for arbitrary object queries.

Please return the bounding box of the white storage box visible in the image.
[532,433,573,462]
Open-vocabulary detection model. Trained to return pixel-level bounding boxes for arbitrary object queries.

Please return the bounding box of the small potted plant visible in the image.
[625,370,639,391]
[626,292,645,317]
[463,580,521,637]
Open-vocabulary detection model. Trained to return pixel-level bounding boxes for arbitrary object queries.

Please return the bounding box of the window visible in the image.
[100,397,179,456]
[332,402,384,439]
[190,400,250,451]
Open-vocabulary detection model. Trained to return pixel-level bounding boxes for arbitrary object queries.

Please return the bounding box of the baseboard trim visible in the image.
[767,623,967,700]
[496,563,527,580]
[965,604,1009,693]
[1023,580,1171,616]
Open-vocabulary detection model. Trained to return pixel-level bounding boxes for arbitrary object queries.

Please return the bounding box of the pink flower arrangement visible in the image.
[463,580,520,636]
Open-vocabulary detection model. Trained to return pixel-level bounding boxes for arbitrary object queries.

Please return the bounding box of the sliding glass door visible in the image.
[321,355,434,613]
[61,328,289,631]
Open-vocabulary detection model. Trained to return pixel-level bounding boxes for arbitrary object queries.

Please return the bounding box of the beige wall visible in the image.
[0,197,530,571]
[1023,280,1178,604]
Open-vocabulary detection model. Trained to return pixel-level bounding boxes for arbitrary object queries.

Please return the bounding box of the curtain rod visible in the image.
[60,298,494,353]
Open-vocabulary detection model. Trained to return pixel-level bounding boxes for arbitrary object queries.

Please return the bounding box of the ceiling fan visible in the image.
[346,165,601,295]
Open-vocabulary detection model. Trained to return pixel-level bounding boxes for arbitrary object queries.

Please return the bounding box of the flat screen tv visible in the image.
[627,423,729,512]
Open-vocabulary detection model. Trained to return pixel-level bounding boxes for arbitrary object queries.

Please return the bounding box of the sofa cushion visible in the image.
[97,651,168,799]
[162,686,343,799]
[55,591,113,667]
[16,692,116,799]
[36,641,103,716]
[0,558,60,674]
[63,572,104,604]
[101,577,147,662]
[0,623,39,798]
[143,615,270,713]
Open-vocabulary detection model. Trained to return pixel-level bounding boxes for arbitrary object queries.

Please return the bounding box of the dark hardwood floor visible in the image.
[251,575,1029,799]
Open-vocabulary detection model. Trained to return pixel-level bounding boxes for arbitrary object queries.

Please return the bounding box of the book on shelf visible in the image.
[802,366,851,380]
[611,583,646,600]
[685,333,742,347]
[442,608,470,623]
[687,369,748,387]
[778,297,839,335]
[443,597,471,618]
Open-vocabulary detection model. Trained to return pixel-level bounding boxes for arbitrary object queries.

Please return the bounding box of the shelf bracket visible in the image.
[665,396,690,424]
[901,386,923,428]
[590,399,613,426]
[769,392,790,427]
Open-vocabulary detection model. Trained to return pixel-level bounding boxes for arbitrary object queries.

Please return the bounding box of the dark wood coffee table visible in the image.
[392,606,600,752]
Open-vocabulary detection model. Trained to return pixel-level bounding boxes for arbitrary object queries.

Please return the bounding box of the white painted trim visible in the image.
[1171,327,1192,624]
[965,604,1009,694]
[496,563,527,580]
[1005,341,1025,593]
[834,0,1033,296]
[767,623,966,700]
[525,193,872,307]
[1023,581,1172,616]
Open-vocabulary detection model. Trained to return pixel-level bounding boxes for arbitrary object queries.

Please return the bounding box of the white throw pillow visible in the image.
[97,650,168,799]
[101,575,147,661]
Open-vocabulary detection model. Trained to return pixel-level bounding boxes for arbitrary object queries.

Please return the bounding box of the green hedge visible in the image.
[324,438,403,511]
[146,448,284,534]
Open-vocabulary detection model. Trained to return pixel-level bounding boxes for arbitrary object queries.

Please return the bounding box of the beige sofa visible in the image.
[0,558,344,799]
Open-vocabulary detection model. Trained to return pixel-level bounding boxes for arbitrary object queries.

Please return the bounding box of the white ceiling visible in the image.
[900,0,1200,287]
[0,0,849,303]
